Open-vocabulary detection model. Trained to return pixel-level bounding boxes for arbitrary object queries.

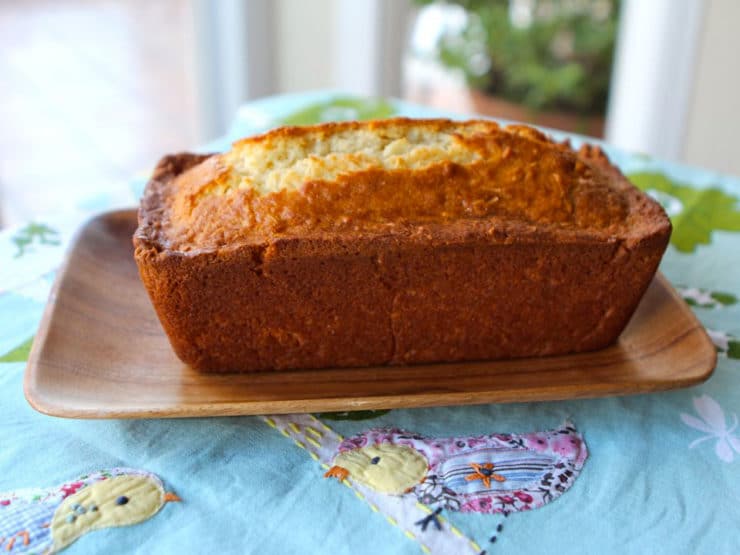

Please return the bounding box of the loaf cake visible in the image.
[133,118,671,372]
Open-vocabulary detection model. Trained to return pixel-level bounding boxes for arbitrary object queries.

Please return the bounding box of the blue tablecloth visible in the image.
[1,92,739,554]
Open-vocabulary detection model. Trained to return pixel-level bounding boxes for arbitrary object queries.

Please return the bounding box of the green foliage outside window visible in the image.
[414,0,620,115]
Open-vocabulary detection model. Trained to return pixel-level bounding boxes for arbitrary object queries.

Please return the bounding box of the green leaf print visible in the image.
[281,96,396,126]
[677,286,738,309]
[0,336,33,363]
[12,222,61,258]
[317,410,391,421]
[708,329,740,361]
[710,292,738,306]
[627,172,740,253]
[728,340,740,360]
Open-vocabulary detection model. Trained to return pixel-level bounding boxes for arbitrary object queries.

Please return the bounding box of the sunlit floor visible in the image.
[0,0,197,227]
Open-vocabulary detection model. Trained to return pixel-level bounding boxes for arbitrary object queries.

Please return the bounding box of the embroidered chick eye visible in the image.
[115,496,129,505]
[370,456,381,465]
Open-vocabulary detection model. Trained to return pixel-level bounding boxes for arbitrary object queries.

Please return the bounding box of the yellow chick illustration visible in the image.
[327,443,429,494]
[0,468,180,554]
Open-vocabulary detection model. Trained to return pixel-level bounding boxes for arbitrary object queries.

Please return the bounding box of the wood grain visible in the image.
[24,210,717,419]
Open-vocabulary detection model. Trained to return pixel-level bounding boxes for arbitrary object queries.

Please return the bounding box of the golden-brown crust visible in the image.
[134,152,212,252]
[134,119,671,372]
[152,118,661,252]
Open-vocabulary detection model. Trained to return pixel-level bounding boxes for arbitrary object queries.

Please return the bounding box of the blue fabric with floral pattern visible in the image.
[1,91,739,554]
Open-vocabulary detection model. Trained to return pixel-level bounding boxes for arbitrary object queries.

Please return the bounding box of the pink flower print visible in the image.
[466,437,488,449]
[0,499,10,506]
[460,496,494,513]
[514,491,533,503]
[378,432,399,445]
[60,481,84,498]
[344,436,368,450]
[524,433,550,452]
[550,435,582,457]
[495,495,517,511]
[476,497,493,512]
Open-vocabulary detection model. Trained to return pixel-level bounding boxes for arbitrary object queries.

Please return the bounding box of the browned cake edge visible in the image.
[133,141,671,373]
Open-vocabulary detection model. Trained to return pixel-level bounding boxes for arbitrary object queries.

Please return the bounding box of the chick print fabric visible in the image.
[0,469,179,554]
[330,423,587,514]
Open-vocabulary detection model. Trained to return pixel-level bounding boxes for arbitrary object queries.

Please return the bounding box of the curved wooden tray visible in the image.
[25,210,716,418]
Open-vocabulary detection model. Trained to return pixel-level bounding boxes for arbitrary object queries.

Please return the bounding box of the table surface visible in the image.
[1,91,739,555]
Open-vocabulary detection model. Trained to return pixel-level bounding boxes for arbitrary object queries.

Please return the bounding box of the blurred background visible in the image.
[1,0,738,227]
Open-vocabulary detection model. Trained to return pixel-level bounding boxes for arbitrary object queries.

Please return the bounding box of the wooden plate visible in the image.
[24,210,716,419]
